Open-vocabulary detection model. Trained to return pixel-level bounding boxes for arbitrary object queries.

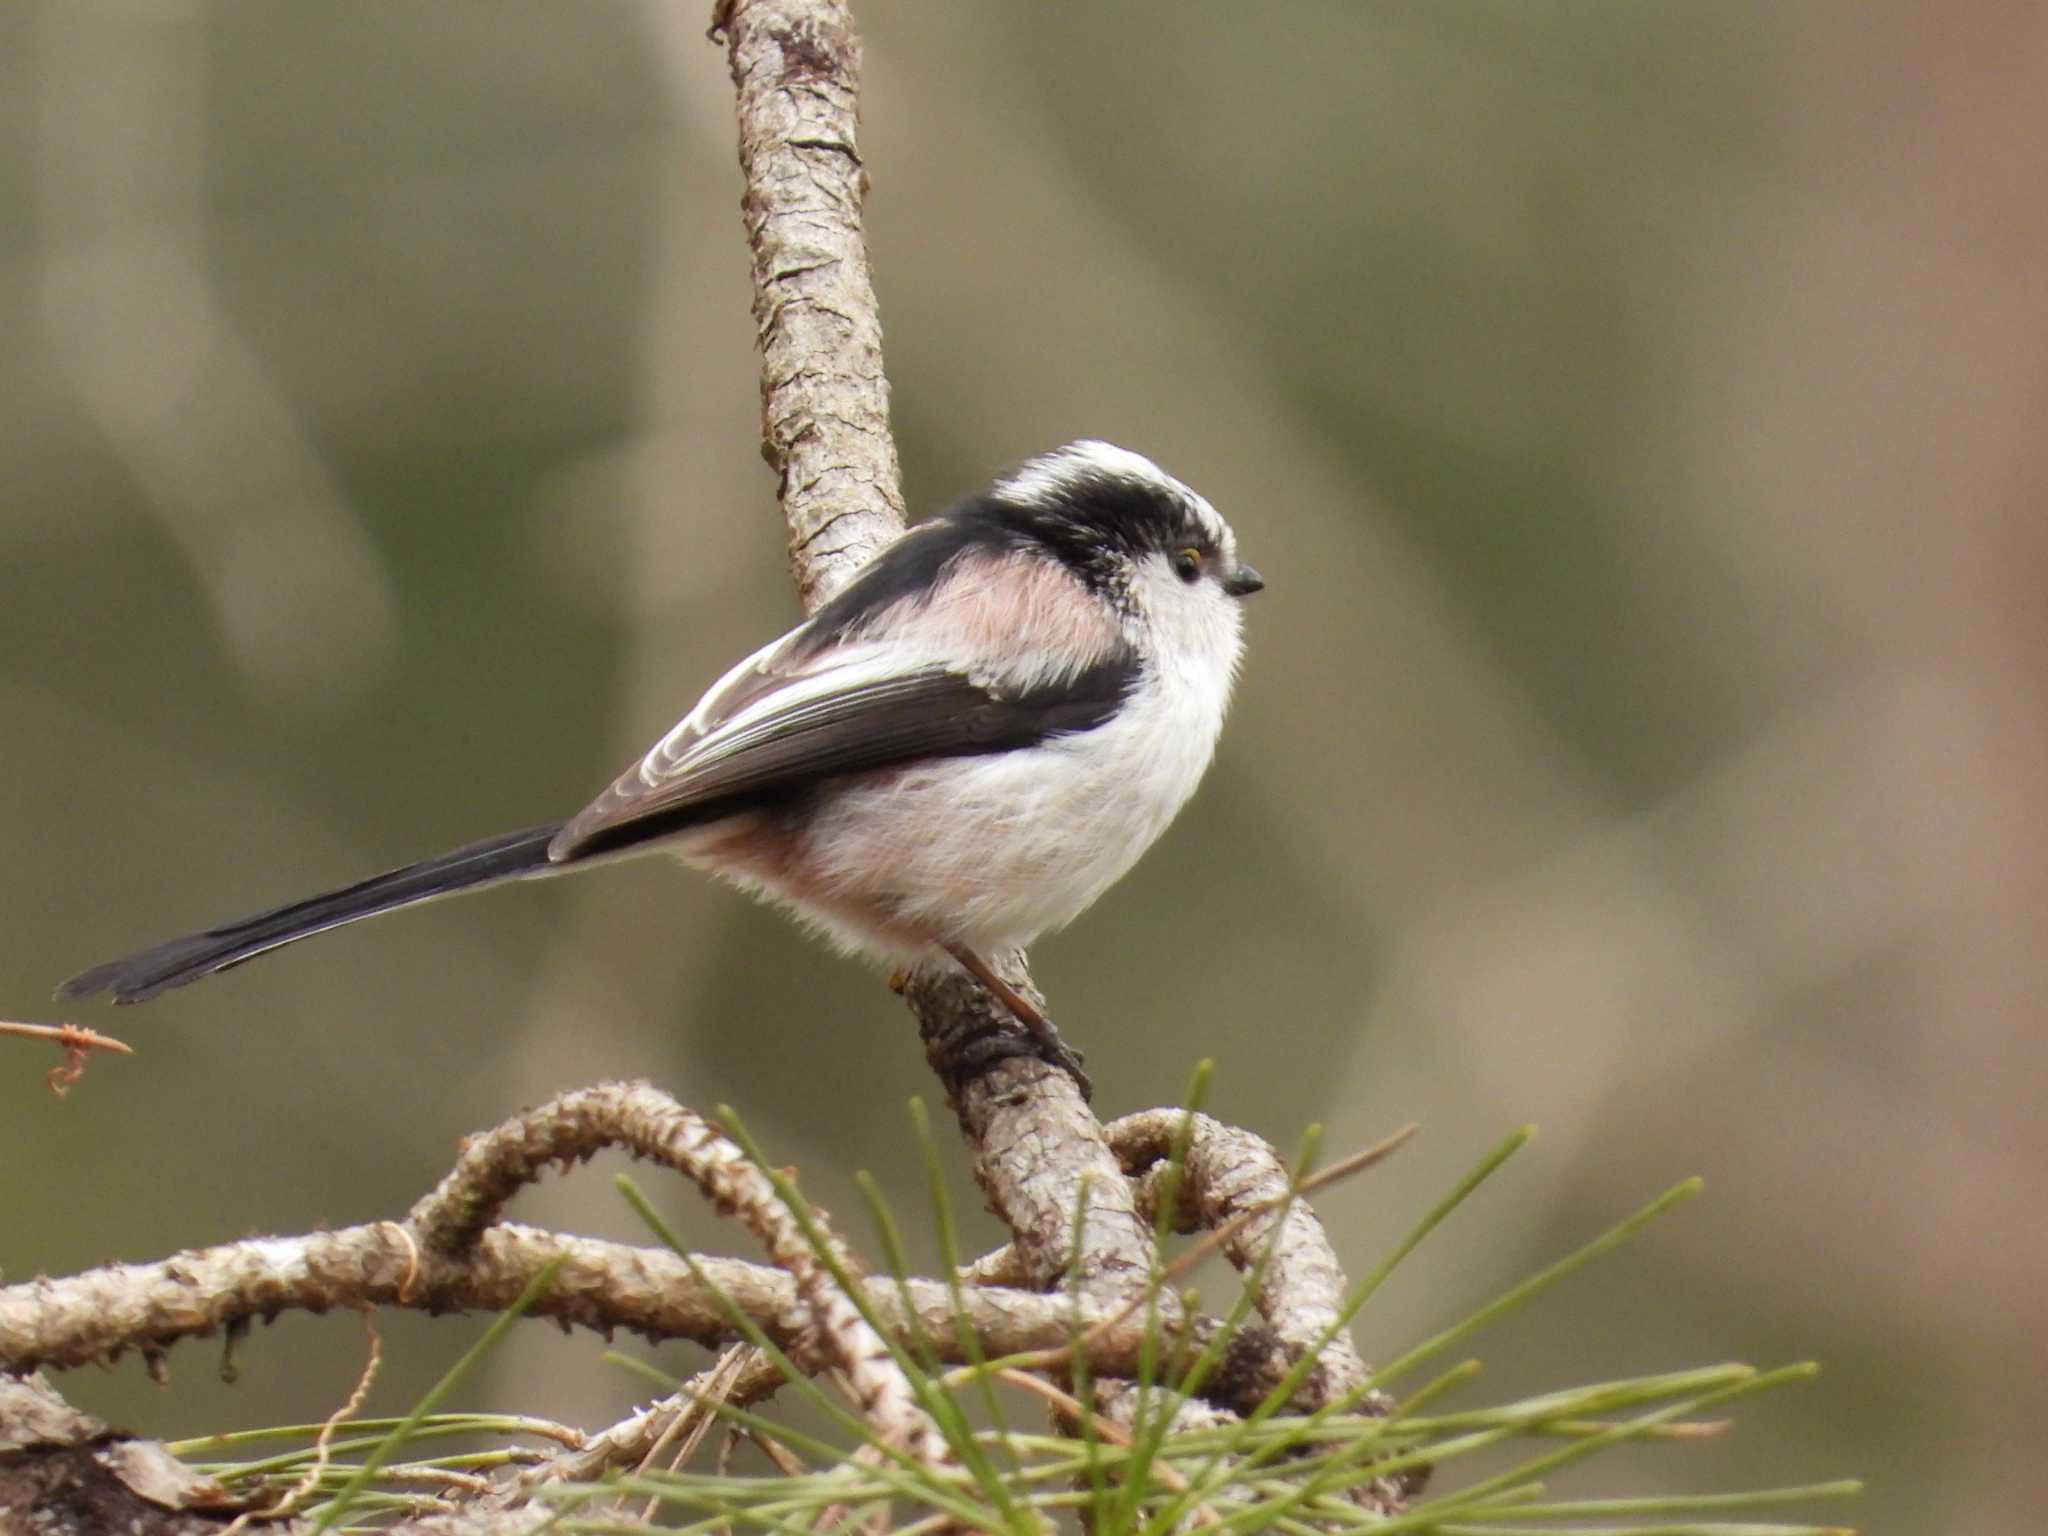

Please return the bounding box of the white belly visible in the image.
[788,664,1227,959]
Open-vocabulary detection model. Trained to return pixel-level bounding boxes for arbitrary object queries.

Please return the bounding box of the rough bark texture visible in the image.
[0,1216,1277,1411]
[0,1368,551,1536]
[908,960,1158,1307]
[0,1373,242,1534]
[1110,1110,1371,1409]
[418,1083,950,1467]
[718,0,905,610]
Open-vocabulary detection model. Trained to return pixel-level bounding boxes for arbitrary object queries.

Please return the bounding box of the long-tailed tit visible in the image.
[58,442,1264,1085]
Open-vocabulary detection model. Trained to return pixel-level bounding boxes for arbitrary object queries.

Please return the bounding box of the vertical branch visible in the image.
[710,0,1156,1309]
[905,965,1159,1305]
[717,0,905,609]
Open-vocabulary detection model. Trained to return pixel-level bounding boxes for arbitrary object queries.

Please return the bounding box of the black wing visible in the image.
[551,649,1138,859]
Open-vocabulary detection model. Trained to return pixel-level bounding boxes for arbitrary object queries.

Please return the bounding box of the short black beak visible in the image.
[1223,563,1265,597]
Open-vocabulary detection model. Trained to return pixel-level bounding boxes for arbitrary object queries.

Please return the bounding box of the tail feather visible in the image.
[56,822,566,1004]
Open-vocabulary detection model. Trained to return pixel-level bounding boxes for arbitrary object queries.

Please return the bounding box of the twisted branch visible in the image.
[1110,1110,1372,1408]
[420,1083,949,1466]
[0,1085,1366,1415]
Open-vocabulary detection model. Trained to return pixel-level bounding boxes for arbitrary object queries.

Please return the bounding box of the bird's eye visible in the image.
[1173,548,1203,583]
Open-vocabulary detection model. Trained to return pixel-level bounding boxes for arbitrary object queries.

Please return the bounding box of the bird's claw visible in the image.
[1027,1018,1092,1100]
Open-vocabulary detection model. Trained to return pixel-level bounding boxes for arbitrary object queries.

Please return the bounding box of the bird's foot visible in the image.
[939,943,1093,1099]
[1025,1020,1092,1099]
[938,1021,1092,1101]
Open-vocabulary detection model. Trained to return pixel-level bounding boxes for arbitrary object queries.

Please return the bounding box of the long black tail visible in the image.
[56,822,566,1004]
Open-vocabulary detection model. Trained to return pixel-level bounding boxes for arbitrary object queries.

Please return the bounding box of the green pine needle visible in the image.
[306,1255,564,1532]
[170,1118,1851,1536]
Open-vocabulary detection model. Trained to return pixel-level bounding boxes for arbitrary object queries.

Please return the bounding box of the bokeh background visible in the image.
[4,3,2042,1531]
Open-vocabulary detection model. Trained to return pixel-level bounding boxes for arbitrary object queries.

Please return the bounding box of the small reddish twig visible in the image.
[1,1018,133,1097]
[992,1369,1223,1525]
[224,1311,383,1533]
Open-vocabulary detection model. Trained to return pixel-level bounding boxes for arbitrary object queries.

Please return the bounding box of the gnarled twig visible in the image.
[410,1082,948,1469]
[1111,1109,1371,1407]
[1,1087,1353,1418]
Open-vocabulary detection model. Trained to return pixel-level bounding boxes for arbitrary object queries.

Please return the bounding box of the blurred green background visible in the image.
[6,3,2041,1531]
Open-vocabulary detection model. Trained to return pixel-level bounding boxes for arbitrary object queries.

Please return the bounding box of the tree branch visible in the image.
[1,1017,131,1097]
[0,1373,242,1534]
[715,0,904,609]
[0,1368,555,1536]
[1110,1109,1371,1409]
[415,1083,946,1467]
[0,1085,1365,1425]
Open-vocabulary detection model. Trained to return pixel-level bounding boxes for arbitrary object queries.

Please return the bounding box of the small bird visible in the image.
[58,442,1264,1083]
